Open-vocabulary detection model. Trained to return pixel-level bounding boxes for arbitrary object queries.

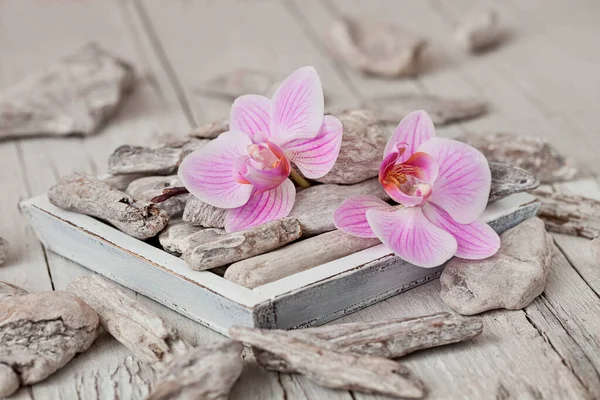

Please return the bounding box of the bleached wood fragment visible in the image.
[489,162,539,202]
[457,132,577,183]
[0,292,99,396]
[534,189,600,239]
[0,364,19,398]
[108,138,208,175]
[455,10,502,53]
[189,119,229,139]
[0,237,7,266]
[0,281,28,301]
[592,238,600,265]
[126,175,188,218]
[48,174,170,239]
[253,313,482,373]
[182,196,227,228]
[195,69,278,100]
[363,94,487,126]
[183,218,302,270]
[289,178,388,236]
[67,275,189,365]
[0,43,135,140]
[100,173,149,191]
[230,326,426,398]
[225,230,380,288]
[146,340,244,400]
[328,17,426,78]
[158,220,214,254]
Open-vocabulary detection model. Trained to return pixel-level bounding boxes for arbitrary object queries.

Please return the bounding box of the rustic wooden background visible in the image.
[1,0,600,399]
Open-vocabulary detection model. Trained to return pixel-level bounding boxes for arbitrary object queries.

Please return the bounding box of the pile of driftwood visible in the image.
[0,275,484,398]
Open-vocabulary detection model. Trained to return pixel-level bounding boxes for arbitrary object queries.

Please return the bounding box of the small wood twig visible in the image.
[150,186,189,204]
[534,189,600,239]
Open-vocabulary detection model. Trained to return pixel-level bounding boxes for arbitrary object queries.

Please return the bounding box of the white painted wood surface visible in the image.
[1,0,600,398]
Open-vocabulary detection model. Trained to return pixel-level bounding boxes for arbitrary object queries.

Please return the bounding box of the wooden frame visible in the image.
[20,193,539,336]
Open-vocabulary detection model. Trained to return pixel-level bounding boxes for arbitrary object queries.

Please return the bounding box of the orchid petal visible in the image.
[423,203,500,260]
[381,183,424,207]
[366,206,457,268]
[384,110,435,162]
[284,115,343,179]
[379,151,437,207]
[224,179,296,232]
[333,195,395,238]
[230,94,271,143]
[418,137,491,224]
[270,66,324,145]
[401,151,439,183]
[178,130,253,209]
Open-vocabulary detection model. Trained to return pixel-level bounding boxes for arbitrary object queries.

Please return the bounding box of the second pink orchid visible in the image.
[179,66,343,232]
[334,110,500,268]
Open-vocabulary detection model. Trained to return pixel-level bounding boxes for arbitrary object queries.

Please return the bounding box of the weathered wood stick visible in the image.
[67,275,189,365]
[230,326,426,399]
[534,189,600,239]
[182,218,302,270]
[126,175,188,218]
[48,174,170,240]
[0,292,99,397]
[188,119,229,139]
[158,221,225,255]
[146,340,244,400]
[100,173,150,191]
[489,162,539,202]
[592,238,600,264]
[182,196,227,228]
[224,230,380,288]
[253,313,483,373]
[0,281,28,301]
[0,237,8,266]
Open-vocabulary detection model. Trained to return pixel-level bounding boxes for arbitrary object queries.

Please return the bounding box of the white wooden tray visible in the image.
[21,193,539,336]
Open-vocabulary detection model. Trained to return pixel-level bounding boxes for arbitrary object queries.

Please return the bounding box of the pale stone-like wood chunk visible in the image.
[328,17,426,78]
[195,69,278,100]
[126,175,188,218]
[108,138,208,176]
[0,43,135,140]
[100,173,150,191]
[0,364,19,398]
[189,119,229,139]
[455,10,502,53]
[364,94,487,126]
[253,313,482,373]
[0,237,7,266]
[0,281,28,301]
[147,340,244,400]
[159,220,225,255]
[0,292,99,396]
[183,218,302,270]
[182,196,227,228]
[314,109,387,184]
[230,326,426,398]
[225,230,380,288]
[289,178,388,236]
[489,162,539,202]
[457,132,577,183]
[534,189,600,239]
[440,217,553,315]
[48,174,170,240]
[67,275,188,365]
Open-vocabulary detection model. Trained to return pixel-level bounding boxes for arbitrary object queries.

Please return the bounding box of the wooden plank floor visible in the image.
[1,0,599,398]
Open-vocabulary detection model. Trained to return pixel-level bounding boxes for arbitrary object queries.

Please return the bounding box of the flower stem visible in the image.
[289,168,311,189]
[151,186,189,203]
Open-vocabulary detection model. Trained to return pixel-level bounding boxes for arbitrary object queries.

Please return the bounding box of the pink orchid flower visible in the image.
[179,66,343,232]
[334,110,500,268]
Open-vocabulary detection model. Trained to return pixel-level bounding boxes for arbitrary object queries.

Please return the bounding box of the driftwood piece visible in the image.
[290,178,388,236]
[328,17,426,78]
[455,10,503,53]
[230,326,426,399]
[0,43,135,140]
[0,237,7,266]
[489,162,539,202]
[182,196,227,228]
[194,69,279,100]
[67,275,188,365]
[48,174,170,240]
[225,230,380,288]
[100,173,150,191]
[253,313,482,373]
[363,94,487,126]
[591,238,600,265]
[108,138,208,176]
[457,132,577,183]
[158,221,225,255]
[534,189,600,239]
[126,175,189,218]
[314,109,387,184]
[0,364,19,398]
[0,281,28,301]
[0,292,99,396]
[188,119,229,139]
[146,340,244,400]
[182,218,302,271]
